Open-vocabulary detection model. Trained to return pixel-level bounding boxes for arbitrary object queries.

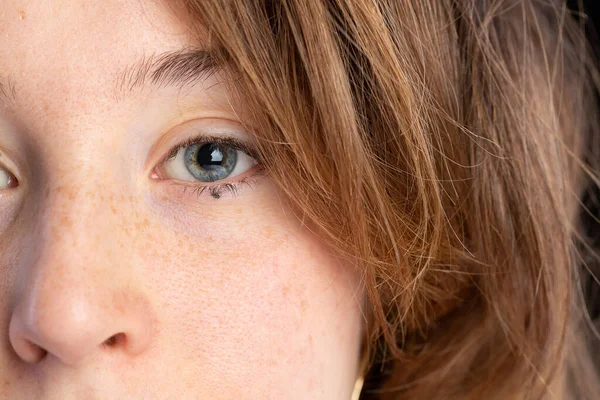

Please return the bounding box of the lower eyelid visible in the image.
[154,167,265,201]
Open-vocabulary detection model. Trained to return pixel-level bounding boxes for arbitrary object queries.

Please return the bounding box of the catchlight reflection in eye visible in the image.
[161,140,257,183]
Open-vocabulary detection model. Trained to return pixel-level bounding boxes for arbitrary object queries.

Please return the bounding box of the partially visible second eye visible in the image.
[160,141,258,183]
[0,165,17,190]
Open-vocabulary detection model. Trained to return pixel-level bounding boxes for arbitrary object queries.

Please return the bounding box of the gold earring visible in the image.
[351,349,368,400]
[351,374,364,400]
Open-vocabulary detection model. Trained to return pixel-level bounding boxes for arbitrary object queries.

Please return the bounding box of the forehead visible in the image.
[0,0,194,105]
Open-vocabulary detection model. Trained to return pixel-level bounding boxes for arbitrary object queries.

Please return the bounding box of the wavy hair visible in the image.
[175,1,600,398]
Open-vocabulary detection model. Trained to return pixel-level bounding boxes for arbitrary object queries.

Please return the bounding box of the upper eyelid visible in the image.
[0,153,17,176]
[145,118,258,173]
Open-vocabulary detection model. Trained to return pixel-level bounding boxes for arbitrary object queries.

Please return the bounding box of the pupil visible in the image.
[184,142,237,182]
[196,144,225,171]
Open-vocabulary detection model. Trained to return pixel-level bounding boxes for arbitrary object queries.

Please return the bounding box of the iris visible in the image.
[183,143,237,182]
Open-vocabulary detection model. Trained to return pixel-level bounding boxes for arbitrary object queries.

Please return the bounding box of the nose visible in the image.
[8,188,154,367]
[9,283,153,366]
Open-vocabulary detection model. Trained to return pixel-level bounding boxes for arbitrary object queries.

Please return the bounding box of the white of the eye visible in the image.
[0,167,13,189]
[163,146,257,182]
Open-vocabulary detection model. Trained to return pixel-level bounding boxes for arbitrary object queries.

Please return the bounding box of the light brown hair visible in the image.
[176,0,600,398]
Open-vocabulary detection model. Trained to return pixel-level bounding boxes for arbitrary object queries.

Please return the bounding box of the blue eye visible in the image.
[160,139,257,183]
[184,143,237,182]
[0,164,17,189]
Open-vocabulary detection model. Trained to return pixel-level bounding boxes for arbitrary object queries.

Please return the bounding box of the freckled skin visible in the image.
[0,1,364,399]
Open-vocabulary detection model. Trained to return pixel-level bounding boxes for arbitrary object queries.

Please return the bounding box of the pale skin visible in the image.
[0,1,364,398]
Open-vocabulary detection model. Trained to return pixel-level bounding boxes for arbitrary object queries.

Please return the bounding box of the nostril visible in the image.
[102,333,126,348]
[19,338,48,363]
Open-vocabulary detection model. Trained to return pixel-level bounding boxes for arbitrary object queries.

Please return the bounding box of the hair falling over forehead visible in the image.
[175,0,600,398]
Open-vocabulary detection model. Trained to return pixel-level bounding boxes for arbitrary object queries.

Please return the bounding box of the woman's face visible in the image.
[0,1,364,398]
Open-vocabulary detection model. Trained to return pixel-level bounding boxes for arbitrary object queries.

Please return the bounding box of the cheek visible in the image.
[135,185,364,397]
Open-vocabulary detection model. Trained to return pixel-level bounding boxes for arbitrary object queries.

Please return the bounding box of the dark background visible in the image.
[581,0,600,35]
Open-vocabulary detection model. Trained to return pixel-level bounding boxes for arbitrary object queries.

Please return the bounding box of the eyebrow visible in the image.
[115,48,223,95]
[0,49,223,104]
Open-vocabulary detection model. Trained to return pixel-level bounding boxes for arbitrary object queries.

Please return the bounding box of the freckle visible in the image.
[135,218,150,230]
[282,286,290,297]
[110,205,117,214]
[60,214,72,228]
[263,225,275,238]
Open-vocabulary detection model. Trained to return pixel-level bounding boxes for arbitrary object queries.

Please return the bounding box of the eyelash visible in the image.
[158,134,264,200]
[173,176,259,199]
